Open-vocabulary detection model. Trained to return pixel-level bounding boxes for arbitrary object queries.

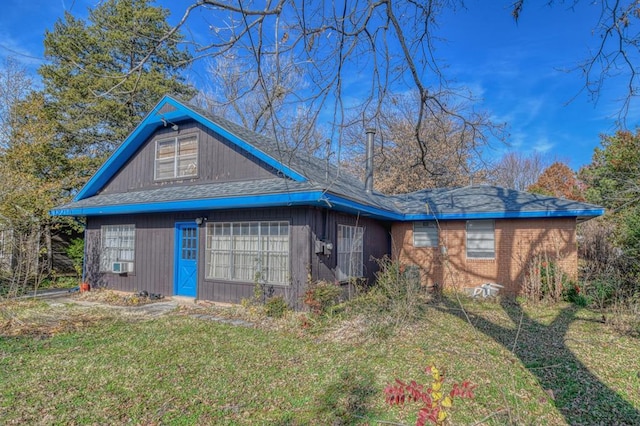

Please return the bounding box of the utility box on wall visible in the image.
[314,239,333,256]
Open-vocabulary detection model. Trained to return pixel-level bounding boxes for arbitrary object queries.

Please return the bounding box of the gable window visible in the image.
[337,224,364,280]
[154,134,198,180]
[205,221,289,284]
[466,220,495,259]
[413,221,438,247]
[100,225,135,272]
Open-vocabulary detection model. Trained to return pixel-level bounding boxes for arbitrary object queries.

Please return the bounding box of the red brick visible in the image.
[391,218,577,295]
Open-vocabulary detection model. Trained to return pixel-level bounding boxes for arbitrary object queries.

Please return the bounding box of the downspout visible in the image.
[365,128,376,194]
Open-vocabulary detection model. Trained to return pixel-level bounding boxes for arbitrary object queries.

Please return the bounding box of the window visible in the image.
[466,220,495,259]
[337,224,364,280]
[205,221,289,284]
[154,134,198,180]
[100,225,135,272]
[413,221,438,247]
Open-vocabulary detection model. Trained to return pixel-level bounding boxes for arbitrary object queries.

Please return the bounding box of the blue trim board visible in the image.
[51,188,604,221]
[402,208,606,221]
[75,96,306,201]
[52,191,328,217]
[323,194,603,221]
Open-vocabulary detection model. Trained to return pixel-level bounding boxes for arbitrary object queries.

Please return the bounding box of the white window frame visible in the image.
[337,224,364,281]
[154,134,198,181]
[205,221,290,285]
[413,221,439,247]
[100,225,136,272]
[466,220,495,259]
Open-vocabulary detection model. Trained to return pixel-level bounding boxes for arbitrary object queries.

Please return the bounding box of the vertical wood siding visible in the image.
[85,214,176,296]
[309,209,391,284]
[100,120,278,194]
[85,208,312,308]
[85,207,392,309]
[196,207,311,308]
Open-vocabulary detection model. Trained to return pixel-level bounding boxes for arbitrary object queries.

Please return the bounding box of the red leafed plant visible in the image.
[384,366,475,426]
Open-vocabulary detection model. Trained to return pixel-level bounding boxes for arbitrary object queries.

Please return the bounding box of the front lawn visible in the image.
[1,296,639,425]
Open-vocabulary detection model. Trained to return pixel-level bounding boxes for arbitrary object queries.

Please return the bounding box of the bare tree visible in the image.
[488,151,549,191]
[0,57,31,150]
[513,0,640,122]
[149,1,499,173]
[342,92,480,193]
[197,53,327,155]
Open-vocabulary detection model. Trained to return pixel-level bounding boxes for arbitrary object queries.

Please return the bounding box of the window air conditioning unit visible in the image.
[112,261,133,273]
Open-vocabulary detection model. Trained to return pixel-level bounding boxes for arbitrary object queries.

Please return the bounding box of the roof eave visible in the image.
[52,190,327,217]
[51,189,404,221]
[403,208,605,221]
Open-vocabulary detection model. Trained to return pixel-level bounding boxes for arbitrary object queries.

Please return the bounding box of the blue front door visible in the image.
[175,223,198,297]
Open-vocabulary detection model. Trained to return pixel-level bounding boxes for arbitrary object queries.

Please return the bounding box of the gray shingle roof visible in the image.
[185,100,398,211]
[393,185,603,219]
[56,179,315,211]
[51,95,604,220]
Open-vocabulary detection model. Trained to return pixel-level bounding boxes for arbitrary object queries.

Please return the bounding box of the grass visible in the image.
[1,295,639,425]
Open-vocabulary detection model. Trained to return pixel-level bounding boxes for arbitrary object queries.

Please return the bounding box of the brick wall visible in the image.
[391,218,577,295]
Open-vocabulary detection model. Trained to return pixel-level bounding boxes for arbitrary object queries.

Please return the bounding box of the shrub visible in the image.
[563,282,590,307]
[264,295,290,318]
[578,219,637,307]
[583,277,617,310]
[65,238,84,277]
[522,254,570,303]
[384,366,475,426]
[303,280,343,314]
[350,257,430,326]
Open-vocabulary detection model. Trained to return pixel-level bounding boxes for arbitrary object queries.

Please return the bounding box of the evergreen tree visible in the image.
[39,0,195,158]
[580,129,640,259]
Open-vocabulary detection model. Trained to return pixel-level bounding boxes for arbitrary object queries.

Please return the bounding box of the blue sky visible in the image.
[0,0,635,170]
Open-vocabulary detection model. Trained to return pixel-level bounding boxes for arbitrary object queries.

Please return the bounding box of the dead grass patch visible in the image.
[73,288,165,306]
[0,299,118,338]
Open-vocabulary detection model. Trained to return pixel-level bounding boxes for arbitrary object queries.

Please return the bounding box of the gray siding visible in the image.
[84,207,391,309]
[308,210,391,284]
[197,208,312,307]
[100,120,278,194]
[85,214,176,296]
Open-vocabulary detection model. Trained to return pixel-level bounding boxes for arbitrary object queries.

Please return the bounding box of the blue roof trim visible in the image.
[74,96,306,201]
[52,191,327,217]
[52,187,605,221]
[402,208,606,221]
[323,195,604,221]
[323,194,403,220]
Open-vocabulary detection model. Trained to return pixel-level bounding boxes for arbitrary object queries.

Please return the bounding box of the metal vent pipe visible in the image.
[365,128,376,193]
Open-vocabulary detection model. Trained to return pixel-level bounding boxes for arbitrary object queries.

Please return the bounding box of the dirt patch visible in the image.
[73,288,166,306]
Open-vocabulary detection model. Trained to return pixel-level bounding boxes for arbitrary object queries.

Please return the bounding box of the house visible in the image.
[51,95,604,306]
[390,186,602,294]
